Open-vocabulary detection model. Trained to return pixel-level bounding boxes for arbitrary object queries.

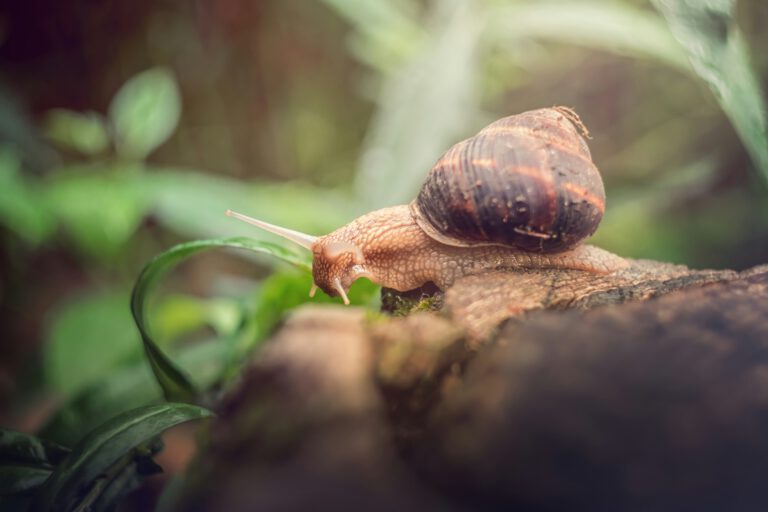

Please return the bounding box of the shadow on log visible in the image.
[178,262,768,512]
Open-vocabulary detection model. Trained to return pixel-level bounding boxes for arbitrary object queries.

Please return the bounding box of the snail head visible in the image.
[225,210,368,305]
[310,239,370,305]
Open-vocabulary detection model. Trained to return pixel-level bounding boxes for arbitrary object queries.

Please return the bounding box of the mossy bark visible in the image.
[178,261,768,511]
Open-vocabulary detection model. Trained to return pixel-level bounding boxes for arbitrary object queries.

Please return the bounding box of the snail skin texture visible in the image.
[227,107,627,304]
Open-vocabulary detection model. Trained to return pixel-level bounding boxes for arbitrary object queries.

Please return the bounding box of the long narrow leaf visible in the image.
[0,430,70,467]
[41,340,229,447]
[31,403,212,512]
[652,0,768,183]
[131,237,310,402]
[490,1,688,69]
[0,466,52,495]
[0,430,70,497]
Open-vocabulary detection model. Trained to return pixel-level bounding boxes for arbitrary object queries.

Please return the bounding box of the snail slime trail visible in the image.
[227,107,628,304]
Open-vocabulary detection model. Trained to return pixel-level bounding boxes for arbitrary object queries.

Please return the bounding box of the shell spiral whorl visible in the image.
[411,107,605,253]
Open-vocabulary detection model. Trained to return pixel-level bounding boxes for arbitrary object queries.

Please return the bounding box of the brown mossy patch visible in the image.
[380,282,443,317]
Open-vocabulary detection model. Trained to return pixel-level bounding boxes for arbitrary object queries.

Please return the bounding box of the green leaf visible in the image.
[0,466,52,495]
[319,0,424,71]
[0,147,55,245]
[354,0,483,208]
[150,295,241,345]
[31,403,212,512]
[233,268,379,357]
[145,169,357,240]
[131,237,309,402]
[0,429,70,495]
[44,291,142,399]
[652,0,768,183]
[41,340,228,447]
[109,67,181,160]
[0,430,70,467]
[72,439,163,512]
[0,430,69,496]
[45,166,149,260]
[489,1,688,69]
[43,109,109,156]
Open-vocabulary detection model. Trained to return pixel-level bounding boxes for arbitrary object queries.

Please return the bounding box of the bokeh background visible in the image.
[0,0,767,506]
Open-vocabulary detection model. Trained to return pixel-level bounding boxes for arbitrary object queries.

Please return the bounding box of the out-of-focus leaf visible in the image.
[43,109,109,155]
[319,0,424,71]
[41,340,227,447]
[0,430,70,467]
[109,67,181,160]
[355,0,482,208]
[45,291,141,399]
[146,169,357,241]
[84,447,162,512]
[149,295,208,345]
[131,237,309,402]
[652,0,768,183]
[592,156,731,264]
[31,403,212,512]
[0,81,55,171]
[45,166,149,260]
[490,1,688,69]
[0,148,55,245]
[0,466,52,495]
[0,430,70,495]
[151,295,241,345]
[204,298,242,337]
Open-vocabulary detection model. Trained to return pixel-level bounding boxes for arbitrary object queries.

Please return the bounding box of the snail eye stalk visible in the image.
[225,210,318,250]
[333,278,350,305]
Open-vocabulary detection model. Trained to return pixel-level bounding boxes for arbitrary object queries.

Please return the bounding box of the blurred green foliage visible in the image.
[45,291,140,399]
[109,68,181,161]
[0,0,767,509]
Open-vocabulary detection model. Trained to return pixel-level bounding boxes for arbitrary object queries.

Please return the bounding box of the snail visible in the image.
[226,107,627,304]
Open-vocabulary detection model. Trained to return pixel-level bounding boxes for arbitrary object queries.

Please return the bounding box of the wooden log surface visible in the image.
[178,261,768,511]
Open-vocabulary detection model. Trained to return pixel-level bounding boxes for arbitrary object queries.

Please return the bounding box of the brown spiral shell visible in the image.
[410,107,605,253]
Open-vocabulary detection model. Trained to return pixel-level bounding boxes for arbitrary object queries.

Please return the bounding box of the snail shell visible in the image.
[410,107,605,253]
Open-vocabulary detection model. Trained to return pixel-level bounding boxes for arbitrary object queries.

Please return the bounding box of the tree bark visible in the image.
[178,261,768,512]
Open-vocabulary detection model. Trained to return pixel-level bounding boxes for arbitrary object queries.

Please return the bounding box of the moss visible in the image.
[380,283,443,316]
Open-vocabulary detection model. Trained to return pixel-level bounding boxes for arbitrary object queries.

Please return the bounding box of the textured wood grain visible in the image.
[179,264,768,512]
[444,259,738,340]
[416,268,768,511]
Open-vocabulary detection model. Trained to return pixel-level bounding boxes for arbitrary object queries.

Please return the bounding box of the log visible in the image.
[177,261,768,512]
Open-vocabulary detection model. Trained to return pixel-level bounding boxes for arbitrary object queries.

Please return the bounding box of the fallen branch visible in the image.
[179,262,768,511]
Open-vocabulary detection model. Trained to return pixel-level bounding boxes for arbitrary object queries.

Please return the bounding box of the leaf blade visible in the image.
[490,1,688,69]
[109,67,181,160]
[0,466,52,495]
[0,430,70,467]
[31,403,212,512]
[44,291,142,399]
[41,339,228,447]
[42,109,109,156]
[652,0,768,183]
[130,237,310,401]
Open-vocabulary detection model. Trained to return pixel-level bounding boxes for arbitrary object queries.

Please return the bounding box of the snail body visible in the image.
[227,107,627,304]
